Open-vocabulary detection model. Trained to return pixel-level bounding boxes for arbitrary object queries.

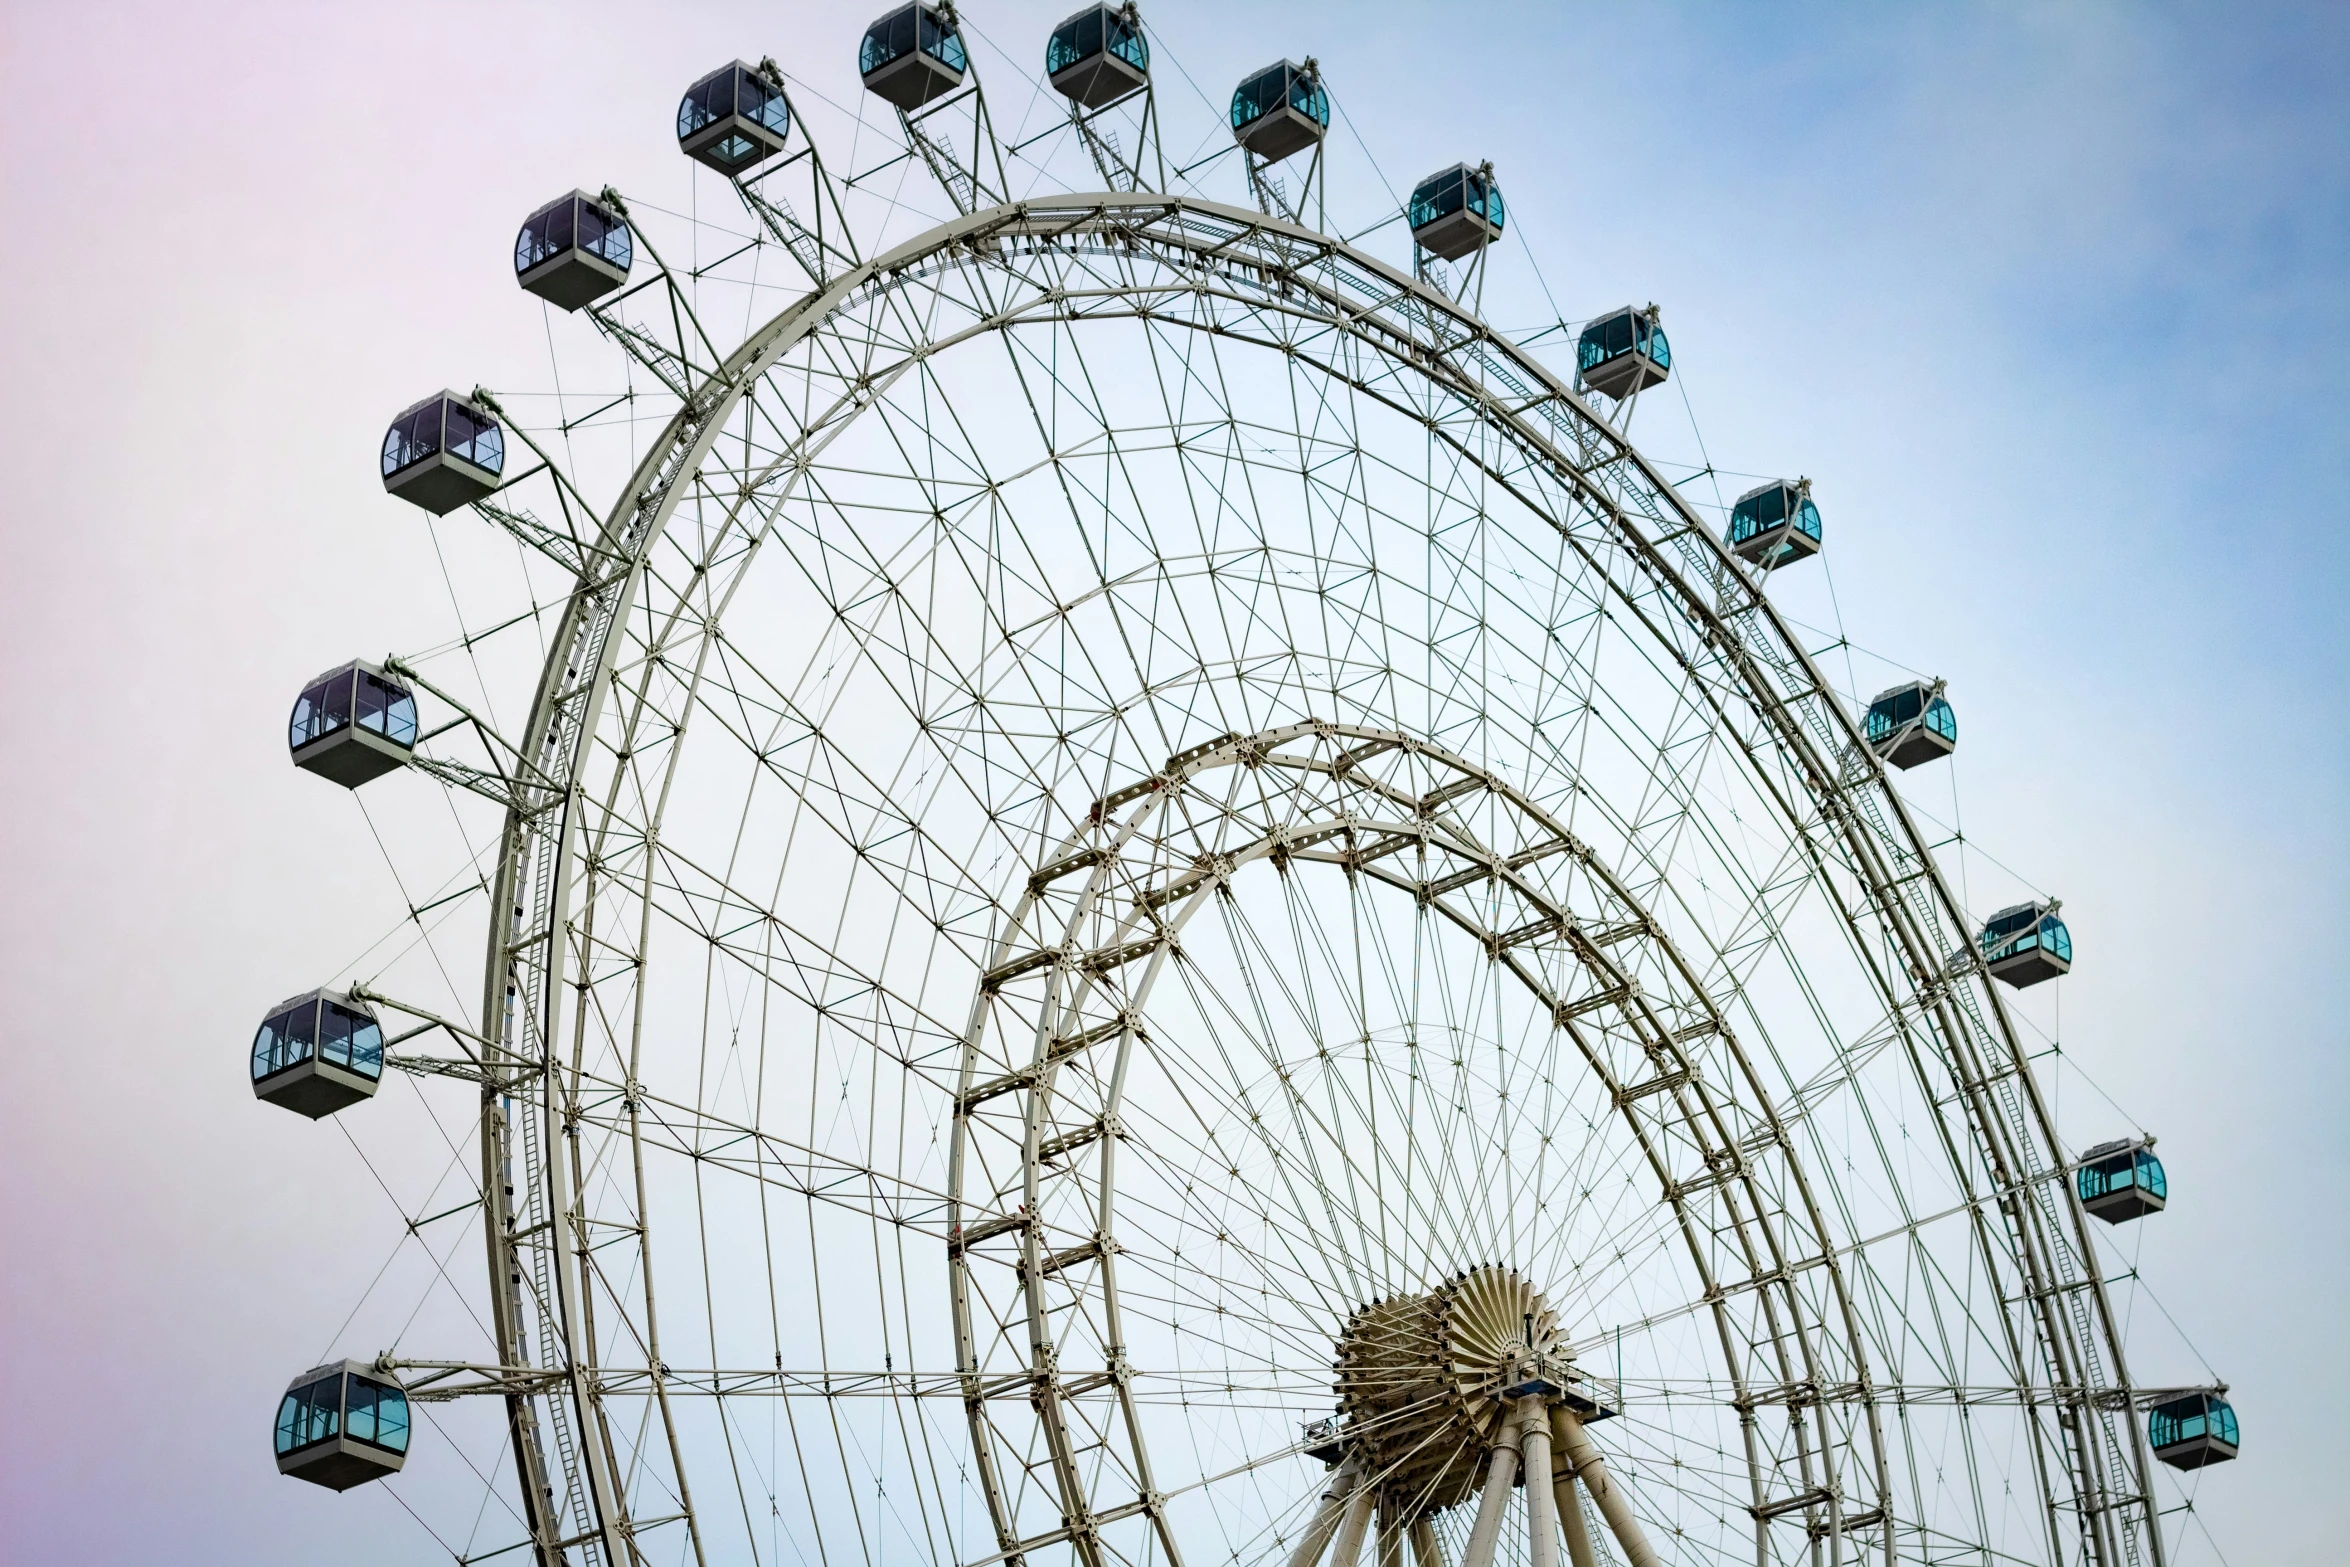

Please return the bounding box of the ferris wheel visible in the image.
[251,7,2239,1567]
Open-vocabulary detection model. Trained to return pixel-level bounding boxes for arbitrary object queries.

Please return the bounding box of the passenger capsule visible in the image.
[381,390,504,515]
[290,660,416,788]
[2148,1392,2237,1470]
[1978,898,2070,988]
[1408,162,1503,261]
[1577,305,1670,401]
[678,60,791,174]
[2075,1138,2166,1225]
[275,1360,411,1490]
[1230,59,1327,164]
[1864,679,1956,769]
[1047,3,1149,108]
[1725,478,1821,569]
[515,189,632,312]
[861,2,968,111]
[252,988,385,1118]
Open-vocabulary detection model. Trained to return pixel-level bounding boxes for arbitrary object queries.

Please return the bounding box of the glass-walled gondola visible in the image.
[252,988,385,1118]
[862,3,968,111]
[515,189,632,311]
[1577,305,1669,400]
[2076,1138,2167,1224]
[289,660,416,787]
[678,60,792,173]
[1230,59,1327,163]
[2148,1392,2238,1470]
[1047,3,1148,108]
[1864,679,1957,770]
[1726,479,1821,569]
[1408,162,1503,261]
[381,391,504,515]
[1978,899,2071,988]
[275,1360,411,1490]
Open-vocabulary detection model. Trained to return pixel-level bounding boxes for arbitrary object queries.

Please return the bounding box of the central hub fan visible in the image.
[1333,1266,1562,1513]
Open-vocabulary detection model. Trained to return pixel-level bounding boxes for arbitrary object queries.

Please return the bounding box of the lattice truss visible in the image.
[302,32,2216,1567]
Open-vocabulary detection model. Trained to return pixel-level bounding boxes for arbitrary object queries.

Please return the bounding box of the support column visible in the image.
[1376,1499,1406,1567]
[1409,1515,1443,1567]
[1548,1435,1599,1567]
[1552,1408,1661,1567]
[1460,1409,1522,1567]
[1289,1459,1363,1567]
[1519,1397,1561,1567]
[1327,1469,1378,1567]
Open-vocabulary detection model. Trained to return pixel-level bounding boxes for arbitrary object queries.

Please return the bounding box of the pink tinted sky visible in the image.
[1,1,2343,1562]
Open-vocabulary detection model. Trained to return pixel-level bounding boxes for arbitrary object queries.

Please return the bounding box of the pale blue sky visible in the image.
[1,2,2342,1562]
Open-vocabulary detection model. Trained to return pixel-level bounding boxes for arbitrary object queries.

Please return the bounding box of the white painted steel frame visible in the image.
[462,189,2162,1567]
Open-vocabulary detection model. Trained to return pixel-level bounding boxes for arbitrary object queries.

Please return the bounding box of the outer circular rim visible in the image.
[469,190,2160,1567]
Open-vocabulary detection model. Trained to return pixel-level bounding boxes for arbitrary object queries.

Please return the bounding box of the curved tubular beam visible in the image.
[1519,1398,1561,1567]
[485,189,2159,1567]
[1553,1409,1659,1567]
[1458,1408,1522,1567]
[1289,1460,1363,1567]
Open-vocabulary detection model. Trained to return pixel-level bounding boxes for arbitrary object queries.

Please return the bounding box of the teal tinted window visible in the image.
[1644,323,1670,370]
[1925,697,1957,743]
[1108,15,1146,69]
[1796,498,1822,542]
[1730,484,1791,545]
[1232,66,1279,129]
[1476,178,1504,231]
[1983,908,2036,942]
[345,1378,411,1454]
[1289,72,1329,126]
[1866,686,1932,742]
[2077,1151,2152,1202]
[316,999,384,1079]
[274,1376,341,1455]
[1409,169,1466,228]
[2150,1395,2234,1451]
[1231,64,1326,133]
[1580,311,1642,371]
[253,1000,318,1082]
[1049,7,1146,75]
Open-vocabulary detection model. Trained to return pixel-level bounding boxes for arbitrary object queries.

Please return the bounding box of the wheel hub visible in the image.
[1333,1266,1562,1515]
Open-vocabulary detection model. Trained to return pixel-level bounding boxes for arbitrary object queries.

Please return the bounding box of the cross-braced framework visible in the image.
[284,20,2229,1567]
